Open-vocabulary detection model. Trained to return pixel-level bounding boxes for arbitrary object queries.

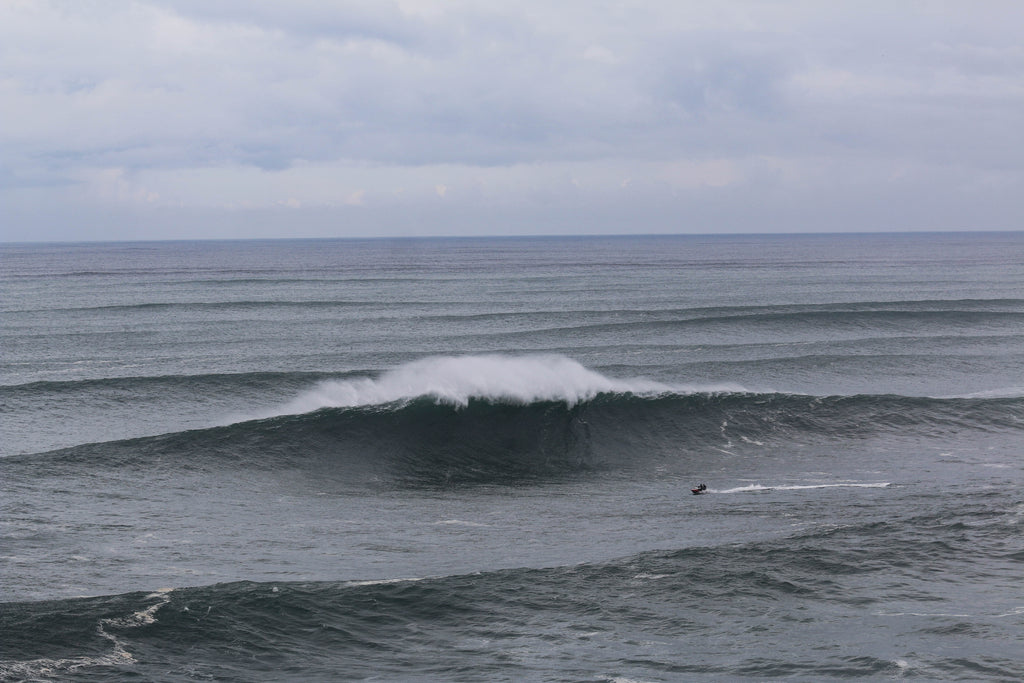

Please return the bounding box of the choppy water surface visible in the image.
[2,233,1023,681]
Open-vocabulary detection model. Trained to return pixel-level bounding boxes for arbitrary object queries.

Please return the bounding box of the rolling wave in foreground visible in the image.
[4,509,1022,681]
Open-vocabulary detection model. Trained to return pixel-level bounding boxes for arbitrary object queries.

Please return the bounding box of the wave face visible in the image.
[12,355,1022,487]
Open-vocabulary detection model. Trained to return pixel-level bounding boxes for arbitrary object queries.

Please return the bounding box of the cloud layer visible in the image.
[2,1,1022,239]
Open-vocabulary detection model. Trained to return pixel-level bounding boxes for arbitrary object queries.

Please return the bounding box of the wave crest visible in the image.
[271,354,741,415]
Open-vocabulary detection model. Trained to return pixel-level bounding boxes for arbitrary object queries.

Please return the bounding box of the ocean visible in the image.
[1,232,1022,681]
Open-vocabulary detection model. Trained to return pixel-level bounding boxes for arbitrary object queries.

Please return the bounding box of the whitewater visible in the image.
[269,354,687,414]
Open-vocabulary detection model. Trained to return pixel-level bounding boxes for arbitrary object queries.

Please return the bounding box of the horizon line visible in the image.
[3,228,1022,247]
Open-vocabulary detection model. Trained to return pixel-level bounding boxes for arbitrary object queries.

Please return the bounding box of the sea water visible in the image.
[1,233,1022,681]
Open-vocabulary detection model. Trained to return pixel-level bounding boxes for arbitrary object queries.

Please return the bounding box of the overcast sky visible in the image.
[2,0,1022,241]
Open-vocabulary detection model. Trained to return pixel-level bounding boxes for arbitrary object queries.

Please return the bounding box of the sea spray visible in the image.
[271,354,745,416]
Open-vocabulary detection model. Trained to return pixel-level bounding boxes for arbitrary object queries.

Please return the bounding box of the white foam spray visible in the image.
[268,354,746,417]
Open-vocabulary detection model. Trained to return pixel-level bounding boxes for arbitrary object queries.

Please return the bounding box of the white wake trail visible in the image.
[714,483,891,494]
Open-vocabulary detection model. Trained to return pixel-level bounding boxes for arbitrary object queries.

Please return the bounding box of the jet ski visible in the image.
[691,483,707,495]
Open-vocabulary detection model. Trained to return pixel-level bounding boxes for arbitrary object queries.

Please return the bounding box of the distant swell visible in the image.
[0,371,335,397]
[10,296,1023,320]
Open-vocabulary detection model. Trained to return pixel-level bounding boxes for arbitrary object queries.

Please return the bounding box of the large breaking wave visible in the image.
[6,355,1020,487]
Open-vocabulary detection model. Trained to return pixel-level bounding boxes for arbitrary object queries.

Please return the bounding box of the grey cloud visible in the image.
[2,1,1022,240]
